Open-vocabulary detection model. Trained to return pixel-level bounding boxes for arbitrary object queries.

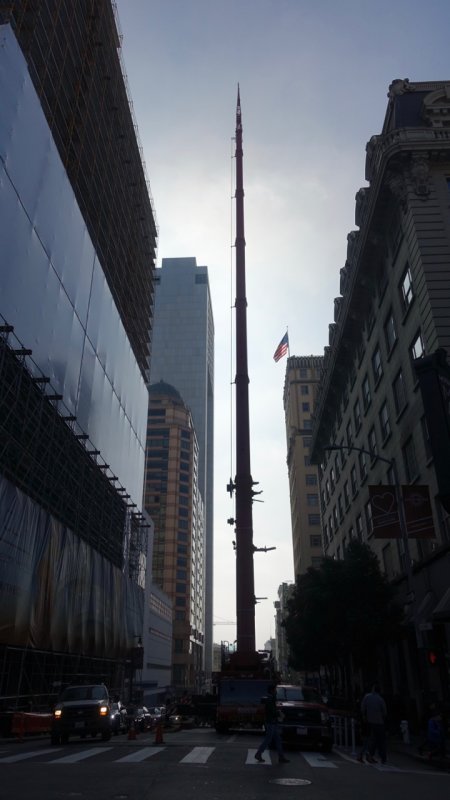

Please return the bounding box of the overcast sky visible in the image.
[116,0,450,650]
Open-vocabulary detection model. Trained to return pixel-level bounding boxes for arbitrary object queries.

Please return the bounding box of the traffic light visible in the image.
[427,650,438,666]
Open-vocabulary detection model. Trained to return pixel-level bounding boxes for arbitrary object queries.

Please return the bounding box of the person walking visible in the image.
[255,684,289,764]
[361,683,388,764]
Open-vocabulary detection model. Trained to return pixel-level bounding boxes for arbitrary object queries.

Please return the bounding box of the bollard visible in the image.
[400,719,410,745]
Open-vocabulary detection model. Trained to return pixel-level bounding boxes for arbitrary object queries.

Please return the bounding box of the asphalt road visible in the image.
[0,727,448,800]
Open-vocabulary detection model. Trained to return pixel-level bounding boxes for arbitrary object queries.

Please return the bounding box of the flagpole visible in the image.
[286,326,290,358]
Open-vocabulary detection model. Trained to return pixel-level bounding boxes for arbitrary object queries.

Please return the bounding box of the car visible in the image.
[110,700,127,735]
[51,684,112,744]
[125,705,152,732]
[275,684,333,752]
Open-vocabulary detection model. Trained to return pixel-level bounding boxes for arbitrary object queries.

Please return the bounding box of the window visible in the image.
[366,302,376,336]
[346,420,353,449]
[372,347,383,387]
[399,264,414,313]
[356,514,364,541]
[330,467,335,492]
[304,419,312,430]
[299,367,308,378]
[174,639,184,653]
[325,480,330,501]
[368,426,378,461]
[353,399,362,432]
[328,515,334,540]
[338,494,344,521]
[308,514,321,525]
[333,505,339,530]
[362,374,371,411]
[393,369,407,415]
[335,456,340,481]
[310,534,322,547]
[302,402,310,412]
[402,436,418,481]
[358,448,367,482]
[343,481,350,508]
[304,456,311,466]
[379,400,391,441]
[305,474,317,485]
[307,493,319,506]
[303,437,311,448]
[350,465,358,496]
[365,501,373,536]
[384,311,397,354]
[410,330,425,377]
[301,385,309,395]
[176,583,186,594]
[421,415,432,461]
[176,569,187,580]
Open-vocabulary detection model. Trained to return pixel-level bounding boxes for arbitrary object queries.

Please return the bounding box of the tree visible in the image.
[283,541,403,693]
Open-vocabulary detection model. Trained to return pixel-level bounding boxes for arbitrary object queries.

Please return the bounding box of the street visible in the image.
[0,728,448,800]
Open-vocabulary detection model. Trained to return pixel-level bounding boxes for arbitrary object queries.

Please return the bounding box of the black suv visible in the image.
[276,684,333,752]
[51,684,112,744]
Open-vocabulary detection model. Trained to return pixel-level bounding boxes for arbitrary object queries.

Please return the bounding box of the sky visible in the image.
[116,0,450,650]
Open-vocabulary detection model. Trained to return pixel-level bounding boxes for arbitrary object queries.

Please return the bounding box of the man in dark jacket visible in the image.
[255,684,289,763]
[361,683,388,764]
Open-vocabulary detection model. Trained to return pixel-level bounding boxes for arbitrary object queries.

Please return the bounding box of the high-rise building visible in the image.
[0,3,160,702]
[284,356,324,577]
[149,257,214,679]
[310,79,450,717]
[144,381,205,692]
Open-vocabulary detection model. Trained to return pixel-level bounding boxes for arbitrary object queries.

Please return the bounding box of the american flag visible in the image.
[273,332,289,362]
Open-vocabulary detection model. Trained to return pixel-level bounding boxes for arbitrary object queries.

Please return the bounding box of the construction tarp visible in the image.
[0,473,143,657]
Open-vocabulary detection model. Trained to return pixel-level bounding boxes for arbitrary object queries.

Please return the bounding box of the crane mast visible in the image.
[232,86,256,658]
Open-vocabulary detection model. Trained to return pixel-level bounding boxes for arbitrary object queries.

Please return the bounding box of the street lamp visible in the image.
[324,445,421,648]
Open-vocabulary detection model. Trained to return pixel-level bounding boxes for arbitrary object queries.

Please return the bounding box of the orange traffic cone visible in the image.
[128,721,137,740]
[154,721,164,745]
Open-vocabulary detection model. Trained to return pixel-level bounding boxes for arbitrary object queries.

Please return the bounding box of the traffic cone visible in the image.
[154,721,164,745]
[128,721,137,740]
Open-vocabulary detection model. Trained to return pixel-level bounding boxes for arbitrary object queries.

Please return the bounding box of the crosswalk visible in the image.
[0,745,345,768]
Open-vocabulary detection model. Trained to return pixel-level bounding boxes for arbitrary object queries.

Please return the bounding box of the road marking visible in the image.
[115,747,165,762]
[246,748,272,765]
[180,746,215,764]
[301,752,337,769]
[49,747,112,763]
[0,747,62,763]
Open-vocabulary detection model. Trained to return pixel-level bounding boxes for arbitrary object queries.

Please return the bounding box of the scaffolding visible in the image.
[0,317,149,707]
[0,0,158,380]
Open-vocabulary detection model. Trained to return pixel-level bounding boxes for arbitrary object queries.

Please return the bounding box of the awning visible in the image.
[432,587,450,622]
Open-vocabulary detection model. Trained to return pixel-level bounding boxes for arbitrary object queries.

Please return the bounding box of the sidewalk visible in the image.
[388,734,450,771]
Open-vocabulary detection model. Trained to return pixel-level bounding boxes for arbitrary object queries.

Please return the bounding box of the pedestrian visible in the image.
[419,709,446,760]
[255,684,289,764]
[361,683,387,764]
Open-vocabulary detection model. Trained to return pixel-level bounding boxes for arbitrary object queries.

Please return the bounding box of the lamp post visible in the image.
[324,444,430,720]
[324,445,421,648]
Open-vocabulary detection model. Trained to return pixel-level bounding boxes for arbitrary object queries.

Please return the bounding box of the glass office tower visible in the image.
[149,257,214,679]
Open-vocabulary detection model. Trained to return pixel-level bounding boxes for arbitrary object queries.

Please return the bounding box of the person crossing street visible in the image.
[255,684,289,764]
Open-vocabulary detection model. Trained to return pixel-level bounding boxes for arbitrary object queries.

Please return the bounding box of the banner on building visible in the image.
[368,484,435,539]
[402,485,435,538]
[368,486,401,538]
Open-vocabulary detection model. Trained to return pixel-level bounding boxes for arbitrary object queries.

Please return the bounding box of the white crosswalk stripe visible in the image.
[246,748,272,765]
[180,746,215,764]
[48,746,112,763]
[0,747,62,763]
[115,747,165,763]
[301,752,337,769]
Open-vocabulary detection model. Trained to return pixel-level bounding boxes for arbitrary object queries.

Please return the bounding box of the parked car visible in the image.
[125,705,153,732]
[110,700,127,735]
[275,684,333,752]
[51,684,112,744]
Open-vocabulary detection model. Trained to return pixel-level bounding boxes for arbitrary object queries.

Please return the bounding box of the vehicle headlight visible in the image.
[54,709,62,718]
[99,705,109,716]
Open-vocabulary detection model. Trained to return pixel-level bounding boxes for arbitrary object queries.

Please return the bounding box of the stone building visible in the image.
[310,79,450,721]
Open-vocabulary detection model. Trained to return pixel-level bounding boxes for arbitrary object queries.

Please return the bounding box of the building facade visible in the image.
[149,257,214,679]
[144,382,205,692]
[0,4,158,704]
[310,79,450,720]
[284,356,324,577]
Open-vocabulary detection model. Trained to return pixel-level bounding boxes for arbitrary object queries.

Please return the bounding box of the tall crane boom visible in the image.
[233,86,256,657]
